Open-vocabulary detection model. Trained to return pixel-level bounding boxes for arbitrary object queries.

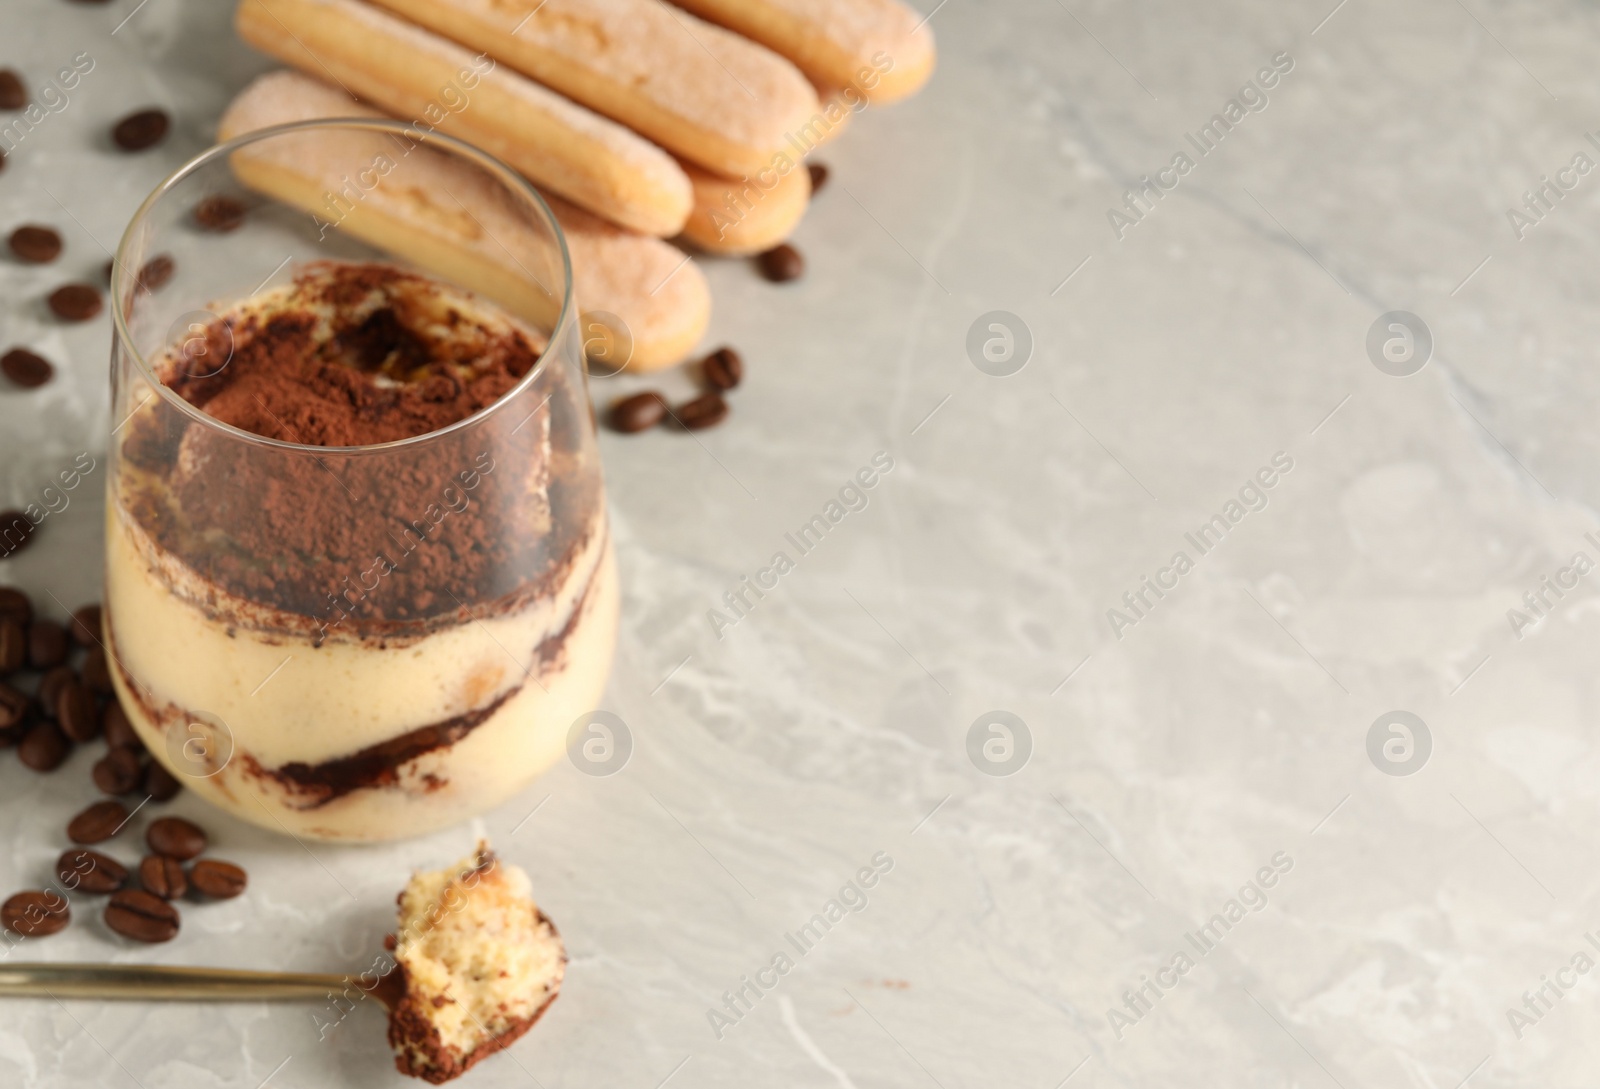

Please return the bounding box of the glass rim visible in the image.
[111,116,577,456]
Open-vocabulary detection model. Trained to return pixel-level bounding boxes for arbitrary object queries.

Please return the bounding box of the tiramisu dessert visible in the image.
[387,842,565,1082]
[105,260,617,840]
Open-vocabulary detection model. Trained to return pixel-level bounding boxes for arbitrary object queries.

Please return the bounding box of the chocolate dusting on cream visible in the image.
[116,261,600,637]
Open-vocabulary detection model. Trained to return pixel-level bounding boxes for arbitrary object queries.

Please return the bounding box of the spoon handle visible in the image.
[0,963,358,1001]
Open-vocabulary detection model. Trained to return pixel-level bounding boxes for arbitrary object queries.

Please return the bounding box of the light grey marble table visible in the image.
[4,0,1600,1085]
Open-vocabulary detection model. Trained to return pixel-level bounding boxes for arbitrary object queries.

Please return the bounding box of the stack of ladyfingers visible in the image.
[224,0,936,371]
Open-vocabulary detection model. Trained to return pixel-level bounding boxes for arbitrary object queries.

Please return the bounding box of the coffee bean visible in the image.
[27,620,67,670]
[756,243,804,283]
[0,70,25,111]
[111,108,169,152]
[702,346,743,391]
[674,392,729,430]
[0,684,28,741]
[139,855,186,900]
[104,888,179,943]
[103,700,140,751]
[101,258,114,286]
[58,682,96,742]
[0,511,33,558]
[93,746,142,794]
[68,800,130,844]
[38,665,74,717]
[194,195,246,233]
[57,849,128,895]
[2,890,69,937]
[0,588,31,625]
[81,648,112,697]
[144,761,181,802]
[70,604,102,646]
[0,682,29,739]
[136,254,175,292]
[2,348,54,388]
[17,721,68,771]
[807,162,830,194]
[188,859,248,900]
[9,225,62,263]
[93,748,142,797]
[146,816,205,860]
[0,618,23,674]
[608,391,667,433]
[48,283,102,322]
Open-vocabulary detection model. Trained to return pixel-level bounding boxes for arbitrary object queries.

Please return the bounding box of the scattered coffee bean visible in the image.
[0,511,33,558]
[58,683,97,743]
[188,859,248,900]
[105,888,179,943]
[194,195,246,233]
[70,604,101,646]
[608,391,668,433]
[756,243,804,283]
[68,800,130,844]
[26,619,67,670]
[0,687,27,748]
[807,162,830,194]
[139,855,187,900]
[8,225,62,263]
[0,70,25,111]
[101,258,114,286]
[93,746,142,795]
[48,283,102,322]
[0,588,31,625]
[17,721,68,771]
[144,761,181,802]
[146,816,206,860]
[0,618,23,674]
[0,682,29,736]
[2,348,54,388]
[675,392,729,430]
[38,665,74,717]
[57,849,128,895]
[103,700,140,751]
[136,254,175,292]
[82,648,112,696]
[111,108,169,152]
[2,890,69,937]
[702,346,743,391]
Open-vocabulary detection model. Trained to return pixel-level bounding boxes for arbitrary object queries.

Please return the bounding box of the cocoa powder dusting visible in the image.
[119,262,598,634]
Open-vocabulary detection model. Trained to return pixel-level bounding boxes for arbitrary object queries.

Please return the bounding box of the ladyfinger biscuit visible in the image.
[810,87,855,145]
[235,0,692,236]
[681,159,809,256]
[369,0,820,180]
[672,0,935,104]
[218,71,710,372]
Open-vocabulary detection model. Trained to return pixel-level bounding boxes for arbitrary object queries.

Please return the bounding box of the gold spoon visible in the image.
[0,962,402,1005]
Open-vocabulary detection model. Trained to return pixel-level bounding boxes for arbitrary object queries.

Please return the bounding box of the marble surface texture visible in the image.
[5,0,1600,1085]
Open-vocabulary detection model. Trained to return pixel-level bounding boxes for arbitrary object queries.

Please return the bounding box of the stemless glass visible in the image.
[106,120,618,842]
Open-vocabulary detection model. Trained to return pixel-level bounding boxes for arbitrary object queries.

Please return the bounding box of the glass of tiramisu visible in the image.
[105,120,618,841]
